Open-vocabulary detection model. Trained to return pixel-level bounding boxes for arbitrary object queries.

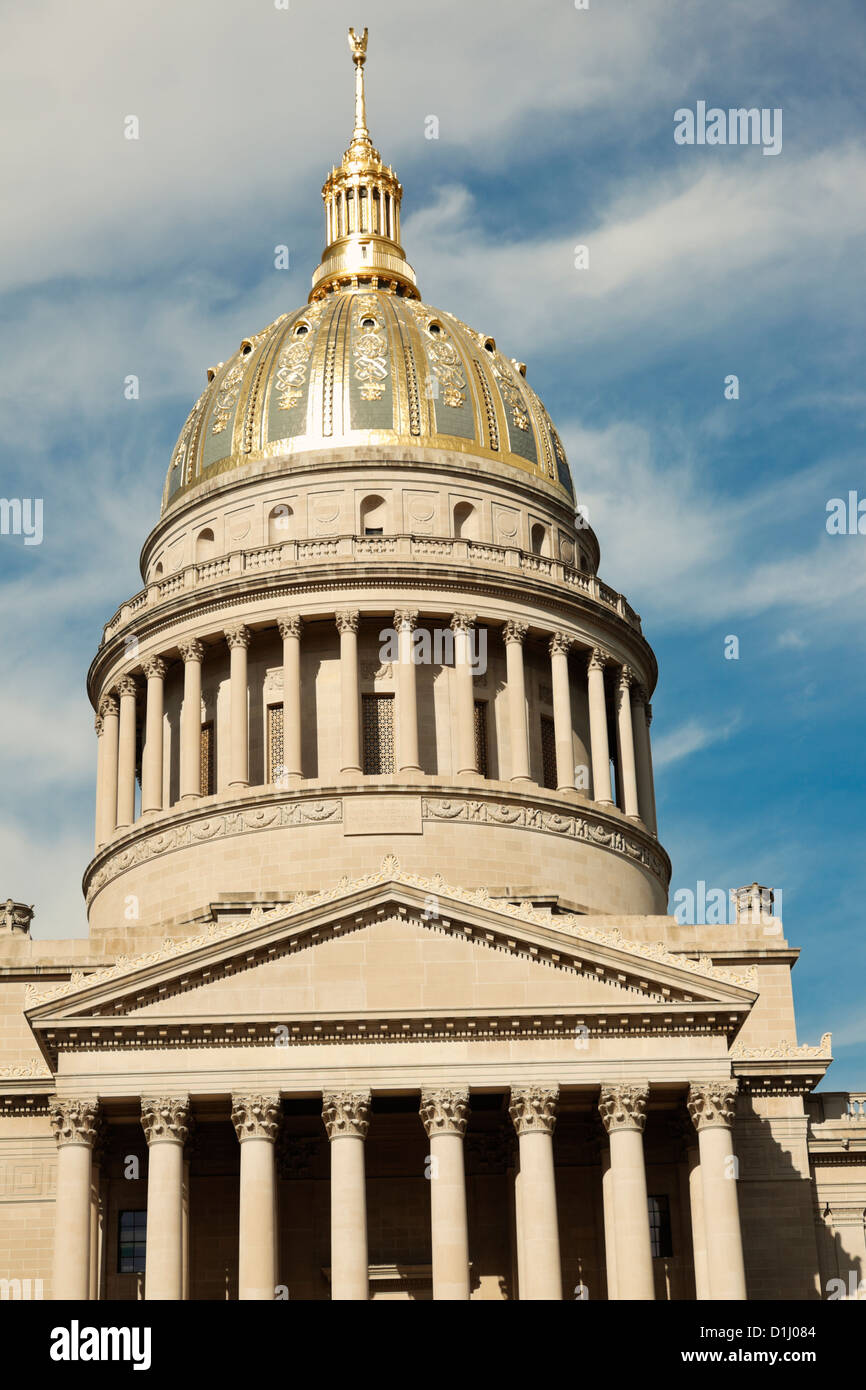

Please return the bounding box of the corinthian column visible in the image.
[615,666,640,819]
[395,609,421,775]
[420,1088,471,1300]
[509,1085,562,1300]
[635,694,658,835]
[115,675,138,829]
[336,611,361,775]
[503,621,531,784]
[141,657,167,814]
[687,1081,746,1300]
[323,1090,371,1300]
[232,1094,281,1300]
[450,612,478,778]
[598,1083,655,1299]
[178,638,204,801]
[50,1098,98,1300]
[277,616,303,783]
[141,1096,190,1301]
[225,624,251,788]
[587,649,613,806]
[95,695,119,847]
[549,633,575,792]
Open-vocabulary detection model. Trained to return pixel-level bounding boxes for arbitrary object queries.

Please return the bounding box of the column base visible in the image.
[510,775,534,787]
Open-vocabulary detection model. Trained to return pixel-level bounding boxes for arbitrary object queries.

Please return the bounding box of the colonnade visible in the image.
[48,1080,746,1302]
[93,610,657,848]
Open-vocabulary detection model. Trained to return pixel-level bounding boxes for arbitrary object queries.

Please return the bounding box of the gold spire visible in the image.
[309,28,418,301]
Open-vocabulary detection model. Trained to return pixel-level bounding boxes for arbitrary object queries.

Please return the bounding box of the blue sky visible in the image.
[1,0,864,1089]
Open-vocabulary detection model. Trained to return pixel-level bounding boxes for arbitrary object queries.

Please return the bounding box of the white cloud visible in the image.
[653,715,741,768]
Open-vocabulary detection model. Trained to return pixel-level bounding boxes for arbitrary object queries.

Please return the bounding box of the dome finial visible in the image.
[309,28,419,301]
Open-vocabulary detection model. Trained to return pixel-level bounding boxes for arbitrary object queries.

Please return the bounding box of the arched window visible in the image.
[195,527,215,562]
[154,561,164,578]
[453,501,478,540]
[530,523,548,556]
[268,504,293,543]
[360,494,387,535]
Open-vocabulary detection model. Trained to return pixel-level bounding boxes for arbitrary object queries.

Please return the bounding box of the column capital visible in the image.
[450,610,476,633]
[141,1095,191,1146]
[277,614,303,640]
[335,609,360,635]
[224,623,251,650]
[49,1097,99,1148]
[618,664,635,691]
[322,1090,371,1140]
[178,637,205,664]
[598,1082,649,1134]
[98,693,118,720]
[116,674,138,698]
[588,646,609,672]
[142,656,167,681]
[687,1080,738,1132]
[393,608,419,631]
[502,619,528,645]
[420,1087,470,1138]
[231,1094,282,1143]
[549,631,574,657]
[632,682,648,707]
[508,1084,559,1136]
[645,701,653,725]
[94,714,104,737]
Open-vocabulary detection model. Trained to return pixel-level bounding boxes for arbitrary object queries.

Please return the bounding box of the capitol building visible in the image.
[0,32,863,1302]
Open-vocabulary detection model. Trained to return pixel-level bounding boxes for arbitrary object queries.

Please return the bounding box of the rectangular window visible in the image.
[541,715,557,789]
[200,722,215,796]
[648,1194,673,1258]
[362,693,395,775]
[474,700,489,778]
[118,1209,147,1274]
[267,703,285,784]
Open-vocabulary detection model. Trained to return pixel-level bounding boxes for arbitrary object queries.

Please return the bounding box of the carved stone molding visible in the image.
[687,1080,738,1132]
[231,1094,282,1143]
[598,1082,649,1134]
[731,1033,831,1061]
[502,620,528,645]
[393,609,419,631]
[224,623,251,650]
[549,631,574,657]
[178,637,205,664]
[142,656,167,681]
[277,614,303,641]
[322,1090,371,1141]
[335,609,359,634]
[141,1095,191,1146]
[49,1097,99,1148]
[509,1084,559,1136]
[450,611,477,633]
[420,1088,470,1138]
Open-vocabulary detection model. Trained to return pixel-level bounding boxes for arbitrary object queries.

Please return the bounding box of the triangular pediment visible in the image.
[26,863,756,1061]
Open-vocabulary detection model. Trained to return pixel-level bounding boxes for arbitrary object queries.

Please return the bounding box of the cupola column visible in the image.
[232,1095,281,1300]
[503,621,531,784]
[615,666,640,820]
[323,1091,371,1300]
[178,638,205,801]
[395,609,421,775]
[141,1096,190,1301]
[687,1082,747,1300]
[598,1082,655,1299]
[509,1085,562,1300]
[95,694,119,846]
[587,649,614,806]
[141,657,167,814]
[336,612,362,775]
[549,633,576,792]
[632,684,658,835]
[450,612,478,779]
[225,625,251,789]
[277,616,303,784]
[115,675,138,829]
[420,1089,471,1300]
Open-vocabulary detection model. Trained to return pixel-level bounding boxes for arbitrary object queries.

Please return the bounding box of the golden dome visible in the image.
[161,32,575,514]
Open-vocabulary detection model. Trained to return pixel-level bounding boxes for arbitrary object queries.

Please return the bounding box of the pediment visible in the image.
[26,863,756,1059]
